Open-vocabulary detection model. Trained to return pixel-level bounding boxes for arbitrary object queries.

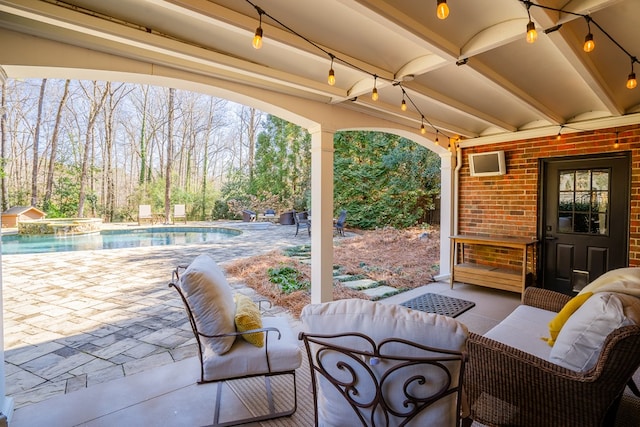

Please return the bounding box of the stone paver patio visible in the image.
[2,221,315,409]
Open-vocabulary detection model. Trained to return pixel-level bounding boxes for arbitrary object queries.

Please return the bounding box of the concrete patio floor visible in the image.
[3,221,637,426]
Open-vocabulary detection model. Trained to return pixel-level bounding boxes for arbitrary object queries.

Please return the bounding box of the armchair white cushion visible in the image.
[179,254,236,355]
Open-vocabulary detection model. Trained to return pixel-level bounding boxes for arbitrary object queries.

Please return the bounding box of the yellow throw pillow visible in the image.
[547,292,593,346]
[234,294,264,347]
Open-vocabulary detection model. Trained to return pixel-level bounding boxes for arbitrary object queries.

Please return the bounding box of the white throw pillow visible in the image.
[179,254,236,354]
[549,292,640,371]
[579,267,640,297]
[301,298,468,427]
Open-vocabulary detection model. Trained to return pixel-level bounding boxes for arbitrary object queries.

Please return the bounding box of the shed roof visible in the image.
[2,206,46,216]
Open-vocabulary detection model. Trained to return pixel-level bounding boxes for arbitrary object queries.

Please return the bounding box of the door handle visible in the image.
[545,236,558,240]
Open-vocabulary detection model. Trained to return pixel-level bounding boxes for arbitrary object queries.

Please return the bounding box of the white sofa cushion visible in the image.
[483,305,556,360]
[550,292,640,371]
[179,254,236,355]
[300,298,468,427]
[578,267,640,297]
[202,316,302,381]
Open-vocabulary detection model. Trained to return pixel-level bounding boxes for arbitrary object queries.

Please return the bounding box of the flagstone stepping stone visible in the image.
[341,278,378,290]
[362,285,399,299]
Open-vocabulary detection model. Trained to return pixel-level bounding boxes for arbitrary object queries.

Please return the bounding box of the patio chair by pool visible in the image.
[173,204,187,223]
[293,210,310,237]
[299,298,469,427]
[169,254,301,426]
[334,209,347,236]
[242,209,256,222]
[138,204,153,225]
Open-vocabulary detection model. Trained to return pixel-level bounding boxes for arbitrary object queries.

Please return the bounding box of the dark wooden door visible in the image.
[541,153,630,294]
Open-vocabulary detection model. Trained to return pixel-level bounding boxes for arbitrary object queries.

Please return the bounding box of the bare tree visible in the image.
[77,81,108,217]
[43,79,70,210]
[31,78,47,207]
[1,79,7,211]
[164,88,175,222]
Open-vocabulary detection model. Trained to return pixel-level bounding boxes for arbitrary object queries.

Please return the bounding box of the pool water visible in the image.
[0,227,241,255]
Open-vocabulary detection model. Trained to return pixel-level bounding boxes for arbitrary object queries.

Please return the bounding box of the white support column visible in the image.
[435,152,454,281]
[0,67,14,426]
[309,126,335,304]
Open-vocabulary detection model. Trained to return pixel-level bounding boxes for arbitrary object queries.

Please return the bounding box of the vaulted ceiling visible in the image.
[1,0,640,144]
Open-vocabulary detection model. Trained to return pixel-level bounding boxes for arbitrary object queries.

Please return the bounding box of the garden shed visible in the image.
[1,206,46,228]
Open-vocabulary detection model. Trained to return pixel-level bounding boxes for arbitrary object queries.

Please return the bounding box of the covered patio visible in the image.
[2,0,640,424]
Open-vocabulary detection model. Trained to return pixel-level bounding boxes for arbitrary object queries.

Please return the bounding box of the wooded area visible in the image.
[0,79,440,229]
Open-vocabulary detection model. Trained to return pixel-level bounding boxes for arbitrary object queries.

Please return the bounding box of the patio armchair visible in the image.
[293,210,310,237]
[465,280,640,427]
[138,204,153,225]
[168,254,302,426]
[299,298,469,426]
[242,209,256,222]
[173,204,186,223]
[334,209,347,236]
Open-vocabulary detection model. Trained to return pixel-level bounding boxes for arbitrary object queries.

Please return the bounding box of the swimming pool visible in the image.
[0,226,241,255]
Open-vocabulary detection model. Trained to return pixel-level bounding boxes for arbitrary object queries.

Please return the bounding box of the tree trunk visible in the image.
[78,82,108,217]
[31,78,47,207]
[164,88,175,223]
[43,79,70,211]
[1,80,7,212]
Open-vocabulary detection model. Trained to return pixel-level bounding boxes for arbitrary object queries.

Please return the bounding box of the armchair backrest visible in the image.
[300,299,468,427]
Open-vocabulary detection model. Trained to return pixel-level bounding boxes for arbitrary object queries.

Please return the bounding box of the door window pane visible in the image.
[557,168,609,235]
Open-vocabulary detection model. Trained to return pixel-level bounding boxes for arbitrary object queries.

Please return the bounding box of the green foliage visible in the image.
[250,115,311,211]
[333,131,440,229]
[212,199,232,220]
[45,175,81,218]
[267,265,310,294]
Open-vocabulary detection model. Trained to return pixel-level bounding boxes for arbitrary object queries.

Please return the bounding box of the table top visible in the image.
[450,234,537,247]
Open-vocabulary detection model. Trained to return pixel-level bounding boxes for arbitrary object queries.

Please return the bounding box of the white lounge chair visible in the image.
[173,204,186,223]
[138,204,153,225]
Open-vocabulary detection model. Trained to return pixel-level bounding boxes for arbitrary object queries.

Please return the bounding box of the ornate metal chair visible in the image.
[299,299,468,426]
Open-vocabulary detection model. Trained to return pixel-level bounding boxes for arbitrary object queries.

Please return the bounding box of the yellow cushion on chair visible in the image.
[547,292,593,346]
[234,294,264,347]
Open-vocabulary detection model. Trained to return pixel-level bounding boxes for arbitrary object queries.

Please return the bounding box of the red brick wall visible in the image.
[457,124,640,274]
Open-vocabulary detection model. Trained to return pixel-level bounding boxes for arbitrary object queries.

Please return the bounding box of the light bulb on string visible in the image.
[435,131,440,145]
[327,56,335,86]
[420,119,426,135]
[614,132,620,149]
[436,0,449,20]
[371,76,378,101]
[401,98,407,111]
[525,3,537,44]
[627,59,637,89]
[583,17,595,52]
[252,9,264,49]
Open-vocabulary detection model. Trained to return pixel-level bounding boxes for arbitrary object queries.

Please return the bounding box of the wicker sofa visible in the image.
[465,284,640,427]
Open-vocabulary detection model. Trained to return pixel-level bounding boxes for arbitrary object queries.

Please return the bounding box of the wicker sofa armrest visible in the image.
[466,327,640,426]
[522,286,572,312]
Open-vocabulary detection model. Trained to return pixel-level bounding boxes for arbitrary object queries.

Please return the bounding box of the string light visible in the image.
[614,131,620,149]
[371,75,379,101]
[252,7,264,49]
[435,131,440,145]
[556,125,563,140]
[583,17,595,53]
[327,55,336,86]
[244,0,454,139]
[627,58,637,89]
[521,1,638,89]
[436,0,449,20]
[525,2,537,44]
